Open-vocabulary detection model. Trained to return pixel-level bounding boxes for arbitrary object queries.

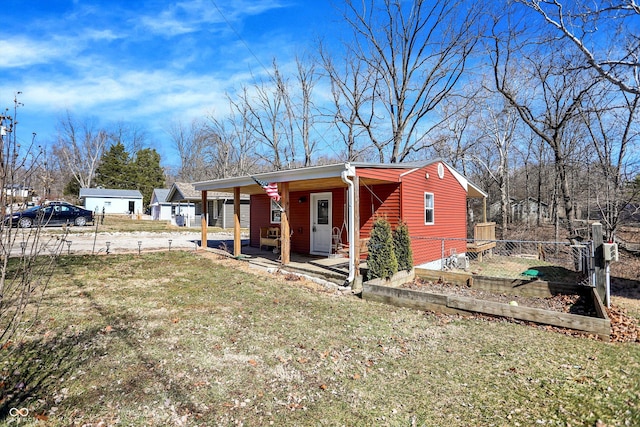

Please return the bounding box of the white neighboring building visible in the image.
[150,188,172,221]
[80,188,144,215]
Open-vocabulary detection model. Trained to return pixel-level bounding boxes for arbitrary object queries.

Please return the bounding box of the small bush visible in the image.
[367,217,398,280]
[393,220,413,271]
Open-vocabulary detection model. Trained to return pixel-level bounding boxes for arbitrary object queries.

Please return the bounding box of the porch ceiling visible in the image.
[198,176,393,195]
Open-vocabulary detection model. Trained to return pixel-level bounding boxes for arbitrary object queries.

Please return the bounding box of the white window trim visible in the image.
[270,199,281,224]
[424,192,434,225]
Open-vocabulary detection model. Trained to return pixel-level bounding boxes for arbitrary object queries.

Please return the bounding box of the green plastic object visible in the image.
[522,269,540,277]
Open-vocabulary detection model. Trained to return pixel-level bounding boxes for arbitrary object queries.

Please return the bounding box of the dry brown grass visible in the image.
[1,251,638,426]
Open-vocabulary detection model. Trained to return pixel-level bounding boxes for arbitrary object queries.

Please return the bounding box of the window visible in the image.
[212,200,219,220]
[424,192,434,225]
[271,199,281,223]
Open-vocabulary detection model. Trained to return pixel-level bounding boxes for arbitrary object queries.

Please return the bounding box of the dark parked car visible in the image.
[6,203,94,228]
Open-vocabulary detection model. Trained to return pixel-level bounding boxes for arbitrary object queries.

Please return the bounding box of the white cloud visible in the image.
[0,37,70,68]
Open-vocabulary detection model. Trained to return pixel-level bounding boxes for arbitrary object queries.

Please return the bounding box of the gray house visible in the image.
[489,197,549,223]
[150,188,174,221]
[80,188,144,215]
[167,182,250,228]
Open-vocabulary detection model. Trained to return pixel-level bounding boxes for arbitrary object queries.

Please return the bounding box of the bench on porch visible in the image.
[336,237,370,258]
[260,226,281,251]
[466,222,496,262]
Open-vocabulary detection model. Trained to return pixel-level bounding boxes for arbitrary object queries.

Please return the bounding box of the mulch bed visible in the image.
[403,278,639,343]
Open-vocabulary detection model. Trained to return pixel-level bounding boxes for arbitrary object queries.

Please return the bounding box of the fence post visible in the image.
[592,222,605,302]
[441,239,445,271]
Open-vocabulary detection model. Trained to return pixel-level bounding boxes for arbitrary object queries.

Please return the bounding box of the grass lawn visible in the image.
[1,251,639,426]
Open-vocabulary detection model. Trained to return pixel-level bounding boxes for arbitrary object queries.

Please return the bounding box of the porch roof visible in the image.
[193,161,487,198]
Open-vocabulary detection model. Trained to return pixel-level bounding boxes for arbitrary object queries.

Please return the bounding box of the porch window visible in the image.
[270,199,281,224]
[424,192,434,225]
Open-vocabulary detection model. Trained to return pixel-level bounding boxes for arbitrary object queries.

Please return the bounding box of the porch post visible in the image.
[482,196,487,223]
[234,187,241,257]
[352,175,362,289]
[280,182,290,264]
[200,190,207,249]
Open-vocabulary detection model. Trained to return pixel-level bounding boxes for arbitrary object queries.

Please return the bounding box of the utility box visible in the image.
[603,242,619,262]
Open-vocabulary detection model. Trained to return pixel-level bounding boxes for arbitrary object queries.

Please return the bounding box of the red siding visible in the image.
[399,163,467,265]
[358,182,401,238]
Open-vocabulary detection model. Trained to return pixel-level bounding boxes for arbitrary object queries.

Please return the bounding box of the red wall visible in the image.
[400,163,467,265]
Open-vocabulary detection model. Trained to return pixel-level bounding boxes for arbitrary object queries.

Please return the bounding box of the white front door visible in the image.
[310,192,332,255]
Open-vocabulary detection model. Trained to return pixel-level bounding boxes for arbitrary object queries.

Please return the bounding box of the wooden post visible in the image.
[592,222,605,303]
[234,187,241,257]
[352,176,362,291]
[280,182,290,264]
[482,197,487,223]
[200,190,207,250]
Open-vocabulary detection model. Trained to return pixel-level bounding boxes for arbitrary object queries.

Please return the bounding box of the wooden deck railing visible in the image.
[473,222,496,242]
[467,222,496,262]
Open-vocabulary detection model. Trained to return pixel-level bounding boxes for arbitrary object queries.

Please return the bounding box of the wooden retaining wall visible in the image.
[363,271,611,340]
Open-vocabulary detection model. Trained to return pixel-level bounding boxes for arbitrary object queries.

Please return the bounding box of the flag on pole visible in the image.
[252,176,281,202]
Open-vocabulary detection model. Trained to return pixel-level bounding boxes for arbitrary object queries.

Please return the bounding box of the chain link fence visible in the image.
[411,237,593,287]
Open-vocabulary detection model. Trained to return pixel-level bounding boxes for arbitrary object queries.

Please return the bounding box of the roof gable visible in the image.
[151,188,171,204]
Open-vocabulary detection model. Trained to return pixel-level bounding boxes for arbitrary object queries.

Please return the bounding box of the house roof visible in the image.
[167,182,249,203]
[151,188,171,204]
[79,188,143,199]
[193,161,487,198]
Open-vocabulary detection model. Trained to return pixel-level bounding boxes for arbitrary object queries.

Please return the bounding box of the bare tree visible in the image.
[167,119,214,181]
[234,61,295,170]
[53,111,108,190]
[109,121,149,154]
[320,44,377,161]
[473,92,520,238]
[0,94,67,346]
[292,57,320,167]
[517,0,640,95]
[339,0,481,162]
[579,82,640,237]
[204,99,259,178]
[490,15,598,237]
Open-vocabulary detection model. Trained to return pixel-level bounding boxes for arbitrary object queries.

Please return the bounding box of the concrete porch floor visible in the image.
[204,238,357,285]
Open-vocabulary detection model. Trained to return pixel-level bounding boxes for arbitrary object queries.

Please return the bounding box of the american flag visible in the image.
[252,177,281,202]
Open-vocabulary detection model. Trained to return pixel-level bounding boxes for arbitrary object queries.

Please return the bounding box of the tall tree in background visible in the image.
[518,0,640,96]
[320,44,378,161]
[168,119,213,181]
[53,112,108,190]
[237,61,293,170]
[94,142,132,189]
[490,12,598,238]
[579,82,640,237]
[132,148,165,207]
[338,0,481,162]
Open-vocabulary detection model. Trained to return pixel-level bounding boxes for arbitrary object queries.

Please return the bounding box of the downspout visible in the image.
[341,163,357,285]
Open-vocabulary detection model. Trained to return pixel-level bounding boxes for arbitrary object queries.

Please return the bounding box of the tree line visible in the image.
[10,0,640,238]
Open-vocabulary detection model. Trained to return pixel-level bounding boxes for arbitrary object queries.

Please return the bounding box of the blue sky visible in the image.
[0,0,341,168]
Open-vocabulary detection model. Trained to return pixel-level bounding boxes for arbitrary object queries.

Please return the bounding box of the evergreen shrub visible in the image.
[367,217,398,280]
[393,220,413,271]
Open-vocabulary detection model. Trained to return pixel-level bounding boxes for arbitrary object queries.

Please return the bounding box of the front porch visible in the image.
[203,237,353,286]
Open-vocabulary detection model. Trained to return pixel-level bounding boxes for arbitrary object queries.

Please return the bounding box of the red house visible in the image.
[194,161,488,286]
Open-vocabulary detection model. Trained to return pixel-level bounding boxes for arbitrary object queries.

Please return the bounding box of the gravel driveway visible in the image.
[10,230,248,256]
